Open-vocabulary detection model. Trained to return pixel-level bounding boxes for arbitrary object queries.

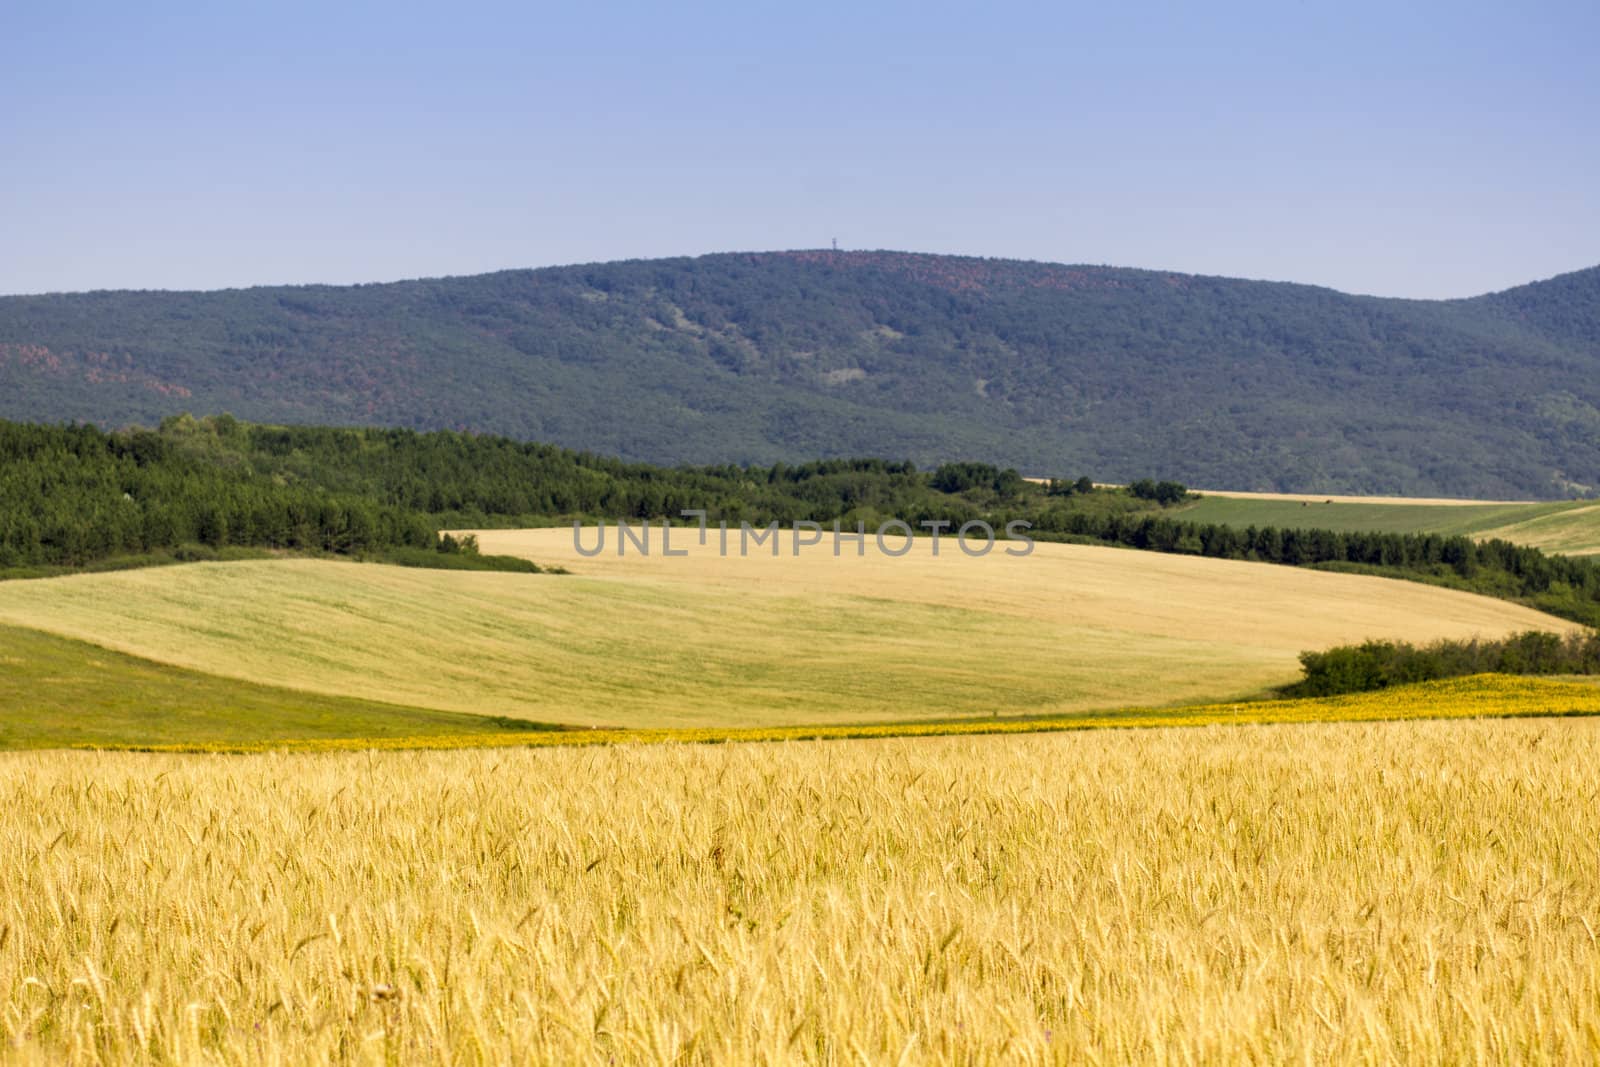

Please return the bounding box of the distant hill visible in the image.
[2,251,1598,496]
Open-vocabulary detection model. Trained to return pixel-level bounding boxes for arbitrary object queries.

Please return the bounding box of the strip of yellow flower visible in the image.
[80,673,1600,754]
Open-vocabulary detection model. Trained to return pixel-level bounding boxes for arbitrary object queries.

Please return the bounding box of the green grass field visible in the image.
[0,622,563,749]
[1176,495,1600,553]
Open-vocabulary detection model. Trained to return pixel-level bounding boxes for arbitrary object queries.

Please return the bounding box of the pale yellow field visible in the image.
[471,525,1575,642]
[4,718,1598,1064]
[0,537,1575,728]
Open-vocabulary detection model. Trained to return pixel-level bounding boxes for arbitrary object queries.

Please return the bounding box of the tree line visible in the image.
[1,417,1101,570]
[0,421,444,568]
[1286,630,1600,697]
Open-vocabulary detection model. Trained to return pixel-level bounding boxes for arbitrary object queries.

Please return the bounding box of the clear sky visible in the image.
[3,1,1596,298]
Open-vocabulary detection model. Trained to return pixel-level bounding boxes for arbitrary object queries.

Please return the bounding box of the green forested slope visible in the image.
[2,251,1598,495]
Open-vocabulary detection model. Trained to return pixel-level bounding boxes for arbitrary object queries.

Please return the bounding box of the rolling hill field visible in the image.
[1177,492,1600,555]
[0,536,1575,733]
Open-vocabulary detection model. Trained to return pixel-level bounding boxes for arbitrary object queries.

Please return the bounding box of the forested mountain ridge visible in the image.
[2,251,1597,497]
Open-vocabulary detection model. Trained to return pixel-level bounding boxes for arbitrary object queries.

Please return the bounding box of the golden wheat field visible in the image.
[4,717,1599,1065]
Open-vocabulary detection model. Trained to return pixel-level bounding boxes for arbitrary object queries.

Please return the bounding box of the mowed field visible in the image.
[5,718,1599,1063]
[1176,491,1600,555]
[0,531,1577,734]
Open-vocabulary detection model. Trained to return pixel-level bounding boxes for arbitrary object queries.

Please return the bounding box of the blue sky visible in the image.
[3,1,1596,298]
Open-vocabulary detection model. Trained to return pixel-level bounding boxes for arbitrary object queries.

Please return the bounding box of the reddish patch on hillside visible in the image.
[1,342,192,399]
[0,342,64,373]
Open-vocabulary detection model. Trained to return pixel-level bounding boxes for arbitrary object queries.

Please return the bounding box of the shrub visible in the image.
[1287,629,1600,696]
